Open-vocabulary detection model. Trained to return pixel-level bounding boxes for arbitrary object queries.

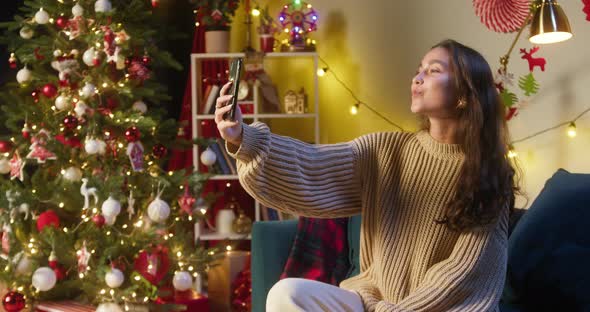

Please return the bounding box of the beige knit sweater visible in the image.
[227,122,508,312]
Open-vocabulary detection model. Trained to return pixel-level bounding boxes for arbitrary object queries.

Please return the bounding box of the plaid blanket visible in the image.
[280,216,351,285]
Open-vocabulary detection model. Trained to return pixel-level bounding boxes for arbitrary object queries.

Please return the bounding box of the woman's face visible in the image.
[410,47,458,118]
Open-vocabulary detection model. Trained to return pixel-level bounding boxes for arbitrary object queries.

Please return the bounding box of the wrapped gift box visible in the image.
[157,290,209,312]
[207,251,250,312]
[35,301,95,312]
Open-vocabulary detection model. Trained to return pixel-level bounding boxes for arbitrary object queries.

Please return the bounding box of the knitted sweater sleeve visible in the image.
[226,122,371,218]
[374,207,509,312]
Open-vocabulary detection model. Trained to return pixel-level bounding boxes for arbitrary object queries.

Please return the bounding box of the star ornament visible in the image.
[9,152,25,181]
[178,187,196,215]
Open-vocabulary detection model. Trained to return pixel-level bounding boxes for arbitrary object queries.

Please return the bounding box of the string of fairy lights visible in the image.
[317,57,590,158]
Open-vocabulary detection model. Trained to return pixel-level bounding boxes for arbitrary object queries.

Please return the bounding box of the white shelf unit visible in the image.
[191,52,320,240]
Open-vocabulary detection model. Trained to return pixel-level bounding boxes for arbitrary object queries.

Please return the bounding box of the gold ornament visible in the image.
[232,209,252,234]
[148,164,160,177]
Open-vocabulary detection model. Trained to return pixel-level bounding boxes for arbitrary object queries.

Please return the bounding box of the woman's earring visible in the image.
[456,98,467,109]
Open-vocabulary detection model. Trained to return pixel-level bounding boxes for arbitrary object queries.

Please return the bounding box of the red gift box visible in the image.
[156,290,209,312]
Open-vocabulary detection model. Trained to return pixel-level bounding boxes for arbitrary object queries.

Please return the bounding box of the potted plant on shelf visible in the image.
[191,0,240,53]
[256,5,280,52]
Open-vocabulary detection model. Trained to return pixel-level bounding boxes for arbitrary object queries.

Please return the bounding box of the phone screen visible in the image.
[224,58,243,121]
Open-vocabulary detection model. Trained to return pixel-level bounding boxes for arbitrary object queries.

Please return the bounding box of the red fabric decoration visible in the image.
[280,217,351,285]
[134,246,170,285]
[583,0,590,21]
[519,46,546,72]
[473,0,530,33]
[37,210,60,232]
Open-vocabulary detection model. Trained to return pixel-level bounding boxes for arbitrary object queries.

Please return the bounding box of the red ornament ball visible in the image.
[37,210,60,232]
[92,214,105,228]
[2,291,25,312]
[152,144,167,159]
[49,261,67,281]
[63,115,79,130]
[124,126,141,142]
[55,16,69,29]
[142,55,151,66]
[0,141,12,153]
[41,83,58,98]
[31,90,40,103]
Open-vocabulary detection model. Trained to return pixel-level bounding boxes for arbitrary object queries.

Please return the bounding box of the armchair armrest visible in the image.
[251,220,298,312]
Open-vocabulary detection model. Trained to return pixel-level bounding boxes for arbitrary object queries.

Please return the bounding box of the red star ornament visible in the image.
[178,187,196,215]
[9,152,25,181]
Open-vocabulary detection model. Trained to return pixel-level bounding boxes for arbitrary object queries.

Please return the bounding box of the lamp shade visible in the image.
[529,0,572,44]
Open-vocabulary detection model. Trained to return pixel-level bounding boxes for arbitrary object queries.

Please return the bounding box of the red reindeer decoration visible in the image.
[520,47,546,72]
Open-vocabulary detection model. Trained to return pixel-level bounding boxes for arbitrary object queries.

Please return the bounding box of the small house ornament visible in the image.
[284,87,307,114]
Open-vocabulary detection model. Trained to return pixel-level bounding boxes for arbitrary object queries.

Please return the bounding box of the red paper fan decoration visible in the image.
[473,0,531,33]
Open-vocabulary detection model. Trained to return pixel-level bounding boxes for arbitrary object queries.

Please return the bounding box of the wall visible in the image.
[229,0,590,208]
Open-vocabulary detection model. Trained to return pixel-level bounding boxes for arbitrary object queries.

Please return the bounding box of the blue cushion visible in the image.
[346,215,362,278]
[505,169,590,310]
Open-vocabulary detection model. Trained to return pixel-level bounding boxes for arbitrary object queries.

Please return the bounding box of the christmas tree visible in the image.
[0,0,222,310]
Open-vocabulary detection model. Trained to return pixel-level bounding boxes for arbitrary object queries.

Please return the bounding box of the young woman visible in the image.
[214,39,522,312]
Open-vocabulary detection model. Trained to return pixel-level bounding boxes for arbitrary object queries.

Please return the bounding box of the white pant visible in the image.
[266,278,364,312]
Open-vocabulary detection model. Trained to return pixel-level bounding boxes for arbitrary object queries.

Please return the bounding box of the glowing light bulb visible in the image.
[317,67,328,77]
[350,103,360,115]
[567,122,577,138]
[251,8,260,16]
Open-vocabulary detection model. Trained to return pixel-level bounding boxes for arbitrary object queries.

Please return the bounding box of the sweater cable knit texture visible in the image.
[226,122,508,312]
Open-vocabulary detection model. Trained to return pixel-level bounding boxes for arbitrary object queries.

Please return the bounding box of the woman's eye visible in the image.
[429,68,441,73]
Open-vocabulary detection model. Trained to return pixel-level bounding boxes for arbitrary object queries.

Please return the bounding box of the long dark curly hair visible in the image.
[422,39,526,232]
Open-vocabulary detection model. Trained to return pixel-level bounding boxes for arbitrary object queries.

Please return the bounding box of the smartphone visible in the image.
[224,58,243,121]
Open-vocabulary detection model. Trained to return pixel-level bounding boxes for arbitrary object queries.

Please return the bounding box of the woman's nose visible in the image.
[413,75,423,85]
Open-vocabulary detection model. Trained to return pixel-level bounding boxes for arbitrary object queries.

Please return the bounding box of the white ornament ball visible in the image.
[16,67,32,84]
[101,196,121,219]
[83,48,97,66]
[15,255,32,275]
[0,159,10,174]
[34,8,50,24]
[81,83,96,98]
[63,166,83,182]
[32,267,57,291]
[97,139,107,155]
[85,139,100,154]
[19,27,34,39]
[72,3,84,17]
[147,196,170,223]
[95,0,113,13]
[173,271,193,291]
[74,101,88,118]
[200,148,216,166]
[96,303,123,312]
[132,101,147,114]
[105,268,124,288]
[53,49,63,57]
[55,94,72,111]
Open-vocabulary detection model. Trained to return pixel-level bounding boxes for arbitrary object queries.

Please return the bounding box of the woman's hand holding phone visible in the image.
[215,81,243,147]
